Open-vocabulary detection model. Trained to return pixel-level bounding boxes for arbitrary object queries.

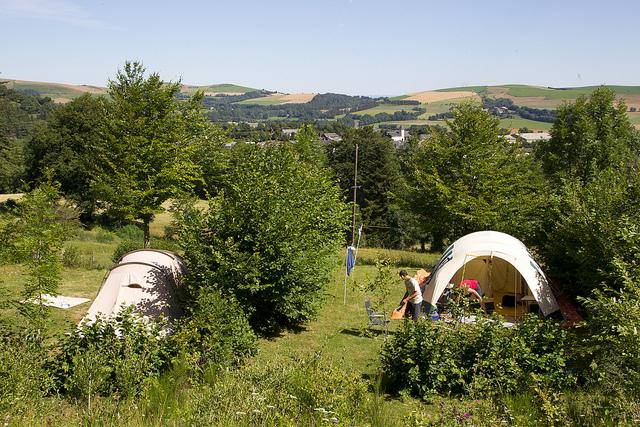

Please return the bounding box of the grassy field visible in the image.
[499,117,553,131]
[1,80,106,103]
[376,119,446,127]
[181,83,259,95]
[629,111,640,126]
[236,93,316,105]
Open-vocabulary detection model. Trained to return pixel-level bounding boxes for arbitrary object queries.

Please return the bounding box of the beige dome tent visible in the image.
[423,231,560,316]
[82,249,186,324]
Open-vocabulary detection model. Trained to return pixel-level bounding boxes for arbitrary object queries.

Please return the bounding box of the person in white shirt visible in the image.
[399,269,423,321]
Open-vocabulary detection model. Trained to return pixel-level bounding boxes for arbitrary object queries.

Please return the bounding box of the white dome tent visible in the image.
[422,231,560,317]
[81,249,186,324]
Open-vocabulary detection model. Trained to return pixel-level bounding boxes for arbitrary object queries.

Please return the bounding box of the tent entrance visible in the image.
[449,255,533,318]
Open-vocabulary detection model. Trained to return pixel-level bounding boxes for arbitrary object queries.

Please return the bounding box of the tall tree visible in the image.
[294,124,326,167]
[405,102,546,250]
[93,61,204,246]
[536,87,637,184]
[2,181,69,329]
[326,127,404,247]
[26,94,108,218]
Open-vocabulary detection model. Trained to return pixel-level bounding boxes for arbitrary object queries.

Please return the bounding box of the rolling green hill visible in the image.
[430,84,640,109]
[181,83,259,95]
[1,79,107,103]
[2,79,261,103]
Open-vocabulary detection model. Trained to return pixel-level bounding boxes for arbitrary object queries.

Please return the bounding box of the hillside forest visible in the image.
[1,61,640,425]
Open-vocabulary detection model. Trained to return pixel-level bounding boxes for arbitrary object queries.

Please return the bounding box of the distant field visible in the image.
[435,86,488,95]
[499,117,553,131]
[237,93,316,105]
[406,90,478,103]
[629,112,640,127]
[181,83,258,95]
[376,119,446,127]
[2,79,106,103]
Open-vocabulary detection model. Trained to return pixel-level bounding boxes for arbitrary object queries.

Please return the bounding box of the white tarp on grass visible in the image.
[25,294,90,309]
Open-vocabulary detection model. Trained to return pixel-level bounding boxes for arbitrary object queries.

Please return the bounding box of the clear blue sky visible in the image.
[1,0,638,96]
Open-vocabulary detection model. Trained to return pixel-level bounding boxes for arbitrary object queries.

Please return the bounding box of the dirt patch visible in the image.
[406,90,478,103]
[278,93,316,104]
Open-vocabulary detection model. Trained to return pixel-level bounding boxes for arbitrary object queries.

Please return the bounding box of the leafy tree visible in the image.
[92,61,204,247]
[534,88,640,297]
[2,181,69,328]
[173,144,349,333]
[0,83,56,193]
[326,127,404,247]
[404,102,547,250]
[537,167,640,297]
[294,123,326,166]
[0,135,26,193]
[536,87,637,184]
[26,94,108,218]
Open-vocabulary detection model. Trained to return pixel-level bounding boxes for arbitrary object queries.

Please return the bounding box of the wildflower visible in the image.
[267,405,276,409]
[252,409,262,414]
[315,407,327,413]
[463,412,470,418]
[235,411,246,416]
[322,418,330,423]
[288,394,298,400]
[331,417,339,424]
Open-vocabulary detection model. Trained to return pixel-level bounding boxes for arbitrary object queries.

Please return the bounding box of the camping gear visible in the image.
[422,231,560,317]
[365,299,389,333]
[390,303,406,319]
[81,249,186,324]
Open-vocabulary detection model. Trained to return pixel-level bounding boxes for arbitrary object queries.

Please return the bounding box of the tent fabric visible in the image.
[422,231,560,316]
[81,249,185,324]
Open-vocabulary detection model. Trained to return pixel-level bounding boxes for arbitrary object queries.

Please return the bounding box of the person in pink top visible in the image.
[457,279,485,311]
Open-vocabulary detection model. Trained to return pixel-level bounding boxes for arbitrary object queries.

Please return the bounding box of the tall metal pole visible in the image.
[344,143,359,305]
[351,144,359,245]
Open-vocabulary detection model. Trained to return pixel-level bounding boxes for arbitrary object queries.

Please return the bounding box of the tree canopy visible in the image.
[404,102,546,250]
[92,61,208,246]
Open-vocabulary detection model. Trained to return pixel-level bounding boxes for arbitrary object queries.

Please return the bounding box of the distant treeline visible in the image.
[383,99,421,106]
[340,108,425,126]
[0,84,56,139]
[483,97,557,123]
[201,92,380,122]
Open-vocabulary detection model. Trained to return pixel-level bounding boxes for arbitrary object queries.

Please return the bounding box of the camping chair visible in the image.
[365,300,389,334]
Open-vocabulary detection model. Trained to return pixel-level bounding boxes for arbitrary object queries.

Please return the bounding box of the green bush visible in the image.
[538,168,640,297]
[172,289,257,373]
[174,144,349,333]
[380,315,573,400]
[62,245,81,268]
[54,307,174,400]
[576,262,640,398]
[0,331,53,413]
[111,239,144,262]
[114,224,144,241]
